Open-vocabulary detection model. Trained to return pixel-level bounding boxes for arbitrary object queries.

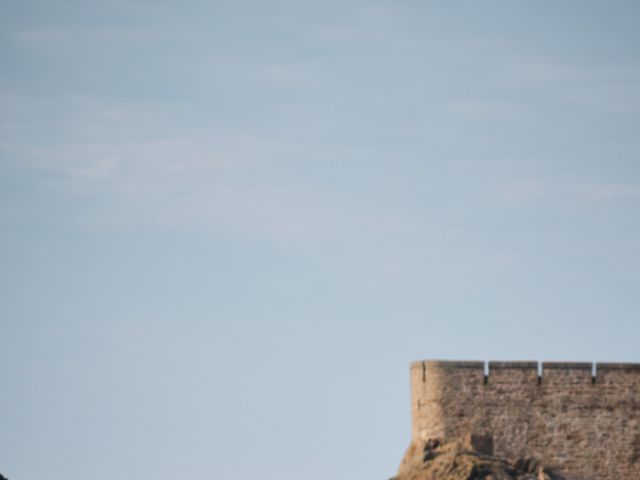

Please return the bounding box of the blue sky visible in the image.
[2,1,640,479]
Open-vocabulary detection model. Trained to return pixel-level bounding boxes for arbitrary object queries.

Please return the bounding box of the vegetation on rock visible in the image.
[393,438,568,480]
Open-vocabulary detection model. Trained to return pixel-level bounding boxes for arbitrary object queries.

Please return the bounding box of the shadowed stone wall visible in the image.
[406,360,640,480]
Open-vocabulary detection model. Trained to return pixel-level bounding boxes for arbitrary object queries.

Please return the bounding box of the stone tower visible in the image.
[399,360,640,479]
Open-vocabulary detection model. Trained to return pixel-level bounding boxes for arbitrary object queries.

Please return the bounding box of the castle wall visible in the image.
[408,360,640,480]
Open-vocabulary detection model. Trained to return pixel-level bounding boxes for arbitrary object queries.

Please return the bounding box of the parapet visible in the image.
[597,362,640,370]
[410,360,484,371]
[410,359,640,382]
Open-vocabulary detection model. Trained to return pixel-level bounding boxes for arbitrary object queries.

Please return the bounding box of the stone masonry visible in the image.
[401,360,640,480]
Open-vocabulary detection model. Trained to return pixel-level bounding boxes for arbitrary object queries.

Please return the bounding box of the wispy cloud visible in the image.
[496,180,545,204]
[1,102,375,245]
[495,178,640,206]
[573,183,640,203]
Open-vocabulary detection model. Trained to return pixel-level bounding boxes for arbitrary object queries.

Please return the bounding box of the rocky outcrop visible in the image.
[394,437,569,480]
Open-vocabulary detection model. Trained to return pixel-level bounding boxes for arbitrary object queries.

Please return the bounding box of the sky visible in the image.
[1,1,640,479]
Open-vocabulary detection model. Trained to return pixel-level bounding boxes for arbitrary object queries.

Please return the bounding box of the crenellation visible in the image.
[541,362,593,388]
[487,361,538,385]
[402,359,640,480]
[423,360,485,369]
[489,361,538,370]
[597,362,640,371]
[543,362,593,370]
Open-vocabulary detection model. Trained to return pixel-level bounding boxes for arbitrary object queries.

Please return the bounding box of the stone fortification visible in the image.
[401,360,640,480]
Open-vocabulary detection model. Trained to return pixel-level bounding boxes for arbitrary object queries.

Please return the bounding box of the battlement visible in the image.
[405,359,640,480]
[411,359,640,376]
